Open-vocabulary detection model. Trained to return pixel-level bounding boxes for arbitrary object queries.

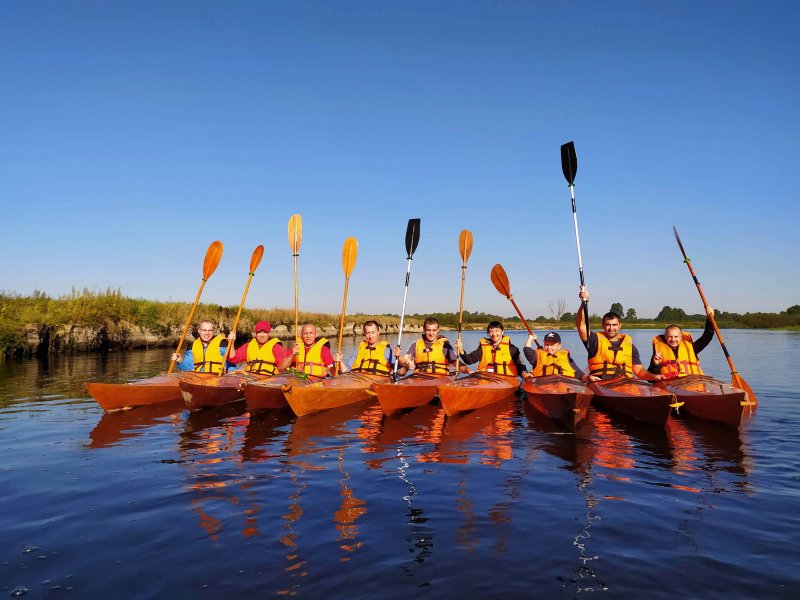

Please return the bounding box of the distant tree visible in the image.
[786,305,800,315]
[548,298,567,321]
[625,307,637,320]
[656,306,687,321]
[561,311,575,322]
[536,316,547,323]
[610,302,624,317]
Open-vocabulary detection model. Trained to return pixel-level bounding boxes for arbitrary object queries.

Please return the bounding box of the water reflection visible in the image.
[88,400,185,448]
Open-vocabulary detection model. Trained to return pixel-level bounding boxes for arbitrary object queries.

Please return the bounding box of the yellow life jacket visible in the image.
[587,333,633,379]
[296,337,330,378]
[414,337,450,375]
[531,348,576,377]
[352,341,391,375]
[651,333,704,379]
[477,336,518,376]
[192,335,227,374]
[245,337,281,375]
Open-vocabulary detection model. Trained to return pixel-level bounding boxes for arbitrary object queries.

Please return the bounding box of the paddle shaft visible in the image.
[335,276,351,377]
[394,257,414,379]
[219,272,256,367]
[168,280,207,374]
[454,261,468,377]
[570,182,591,343]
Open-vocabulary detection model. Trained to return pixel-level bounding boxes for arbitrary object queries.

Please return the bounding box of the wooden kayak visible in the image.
[438,372,519,417]
[283,372,388,417]
[655,374,752,428]
[589,377,682,427]
[180,370,269,411]
[522,374,593,429]
[243,372,314,414]
[373,373,452,416]
[85,372,213,412]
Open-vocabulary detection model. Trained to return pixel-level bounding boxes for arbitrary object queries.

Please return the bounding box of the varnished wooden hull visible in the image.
[438,373,519,417]
[589,377,680,427]
[656,374,751,428]
[522,374,593,429]
[374,373,452,416]
[86,372,213,411]
[284,372,388,417]
[180,371,270,411]
[243,373,313,413]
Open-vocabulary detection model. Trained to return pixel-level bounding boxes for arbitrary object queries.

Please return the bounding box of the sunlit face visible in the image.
[544,341,561,355]
[363,324,380,346]
[301,325,317,346]
[602,317,620,340]
[664,327,682,350]
[488,327,503,344]
[254,329,270,344]
[197,322,215,343]
[423,323,439,343]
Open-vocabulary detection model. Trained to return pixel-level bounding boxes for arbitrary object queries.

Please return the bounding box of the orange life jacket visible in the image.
[192,335,227,374]
[352,341,392,375]
[296,337,331,378]
[651,333,704,379]
[530,348,576,377]
[587,333,633,379]
[245,337,280,375]
[414,337,450,375]
[477,336,518,376]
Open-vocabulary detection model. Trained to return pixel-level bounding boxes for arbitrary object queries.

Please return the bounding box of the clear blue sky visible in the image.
[2,1,798,320]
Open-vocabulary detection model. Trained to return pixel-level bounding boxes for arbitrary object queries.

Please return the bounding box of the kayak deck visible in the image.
[284,372,388,417]
[522,374,593,429]
[244,373,314,414]
[589,377,681,427]
[180,371,269,411]
[438,372,519,417]
[657,374,752,428]
[86,372,213,411]
[374,373,452,416]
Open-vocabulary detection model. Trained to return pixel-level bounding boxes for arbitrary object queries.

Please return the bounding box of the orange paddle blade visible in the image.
[202,240,224,280]
[490,264,511,298]
[459,230,473,264]
[288,214,303,255]
[342,237,358,278]
[249,244,265,274]
[732,373,758,406]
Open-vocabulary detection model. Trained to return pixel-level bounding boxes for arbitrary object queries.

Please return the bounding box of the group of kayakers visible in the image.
[171,283,716,387]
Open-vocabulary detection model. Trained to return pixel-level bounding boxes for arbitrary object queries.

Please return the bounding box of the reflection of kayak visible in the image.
[243,373,314,414]
[284,372,388,417]
[85,372,212,411]
[180,371,268,411]
[373,373,452,416]
[655,374,752,428]
[89,399,185,448]
[437,373,518,417]
[522,374,593,429]
[589,377,681,427]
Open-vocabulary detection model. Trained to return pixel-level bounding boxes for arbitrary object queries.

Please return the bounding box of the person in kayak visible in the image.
[455,321,530,379]
[287,323,335,378]
[334,320,396,375]
[225,320,290,375]
[576,287,663,382]
[172,319,233,373]
[394,317,466,376]
[523,331,587,381]
[647,306,716,379]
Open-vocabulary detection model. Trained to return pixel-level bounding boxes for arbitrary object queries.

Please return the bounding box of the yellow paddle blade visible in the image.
[288,214,303,255]
[459,230,473,264]
[732,373,758,406]
[202,240,224,280]
[342,237,358,277]
[490,263,511,298]
[249,244,265,274]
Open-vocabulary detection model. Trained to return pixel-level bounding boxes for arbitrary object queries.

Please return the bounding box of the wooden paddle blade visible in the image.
[342,237,358,277]
[405,218,421,258]
[561,141,577,185]
[672,225,689,259]
[249,244,265,273]
[732,373,759,406]
[202,240,224,280]
[288,214,303,255]
[458,230,473,264]
[490,263,511,298]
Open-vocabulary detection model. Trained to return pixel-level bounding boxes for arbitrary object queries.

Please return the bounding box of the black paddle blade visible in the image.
[560,141,578,185]
[673,225,688,259]
[405,218,421,258]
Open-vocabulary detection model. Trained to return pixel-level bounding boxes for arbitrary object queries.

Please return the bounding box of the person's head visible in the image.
[423,318,440,342]
[300,323,318,346]
[601,312,622,339]
[487,321,504,343]
[543,332,562,354]
[664,325,683,350]
[362,320,381,345]
[254,320,271,344]
[197,320,216,343]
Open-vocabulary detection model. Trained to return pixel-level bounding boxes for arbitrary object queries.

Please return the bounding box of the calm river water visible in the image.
[1,329,798,598]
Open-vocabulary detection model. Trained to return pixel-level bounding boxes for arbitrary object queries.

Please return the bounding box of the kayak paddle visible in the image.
[288,214,303,346]
[335,237,358,377]
[454,230,473,379]
[490,263,539,344]
[394,218,421,381]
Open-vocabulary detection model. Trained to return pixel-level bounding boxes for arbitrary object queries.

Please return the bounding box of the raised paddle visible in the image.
[218,244,265,369]
[490,264,539,342]
[335,237,359,377]
[561,141,590,347]
[288,214,303,346]
[453,230,473,379]
[168,240,224,374]
[394,218,421,381]
[673,226,758,405]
